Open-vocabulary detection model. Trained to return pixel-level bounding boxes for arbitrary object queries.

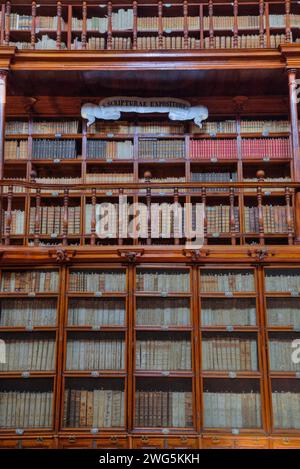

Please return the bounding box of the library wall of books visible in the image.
[1,0,300,451]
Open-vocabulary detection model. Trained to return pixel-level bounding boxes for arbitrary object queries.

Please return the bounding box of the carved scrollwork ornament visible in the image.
[247,248,276,262]
[183,248,210,262]
[117,249,144,263]
[48,248,76,263]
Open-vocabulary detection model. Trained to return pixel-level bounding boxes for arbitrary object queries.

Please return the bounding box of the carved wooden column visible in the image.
[0,70,7,180]
[288,69,300,180]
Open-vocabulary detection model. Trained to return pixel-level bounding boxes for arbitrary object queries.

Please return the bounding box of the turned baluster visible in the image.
[82,1,87,50]
[56,1,62,50]
[183,0,189,49]
[208,0,214,49]
[173,187,180,245]
[33,187,41,246]
[144,171,152,245]
[4,185,12,246]
[233,0,238,49]
[285,186,293,245]
[230,186,236,245]
[285,0,291,44]
[256,170,265,246]
[90,187,96,245]
[5,1,11,46]
[107,1,113,50]
[202,187,207,244]
[31,1,36,49]
[118,188,124,245]
[62,188,69,246]
[259,0,265,48]
[133,0,137,50]
[158,1,163,50]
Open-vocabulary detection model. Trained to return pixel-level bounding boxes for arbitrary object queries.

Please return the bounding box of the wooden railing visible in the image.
[1,0,299,51]
[0,170,299,246]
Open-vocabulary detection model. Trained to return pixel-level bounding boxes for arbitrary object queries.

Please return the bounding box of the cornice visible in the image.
[1,245,300,265]
[9,48,284,71]
[280,44,300,69]
[0,46,16,70]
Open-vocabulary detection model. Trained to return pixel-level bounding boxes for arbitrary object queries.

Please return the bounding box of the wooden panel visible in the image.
[202,436,235,449]
[233,437,270,449]
[132,436,165,449]
[167,437,199,449]
[271,437,300,449]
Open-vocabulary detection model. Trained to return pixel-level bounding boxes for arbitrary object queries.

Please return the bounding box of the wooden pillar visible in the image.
[0,70,7,180]
[288,69,300,180]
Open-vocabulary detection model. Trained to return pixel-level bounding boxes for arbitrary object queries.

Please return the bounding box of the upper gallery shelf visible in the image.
[1,1,300,52]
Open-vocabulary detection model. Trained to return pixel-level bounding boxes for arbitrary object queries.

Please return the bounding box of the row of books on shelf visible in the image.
[0,391,53,428]
[203,392,261,428]
[68,298,125,326]
[2,206,294,237]
[3,210,25,235]
[69,270,126,293]
[1,270,59,293]
[204,206,239,234]
[66,338,125,371]
[206,33,286,49]
[269,339,300,371]
[29,206,81,236]
[200,270,255,293]
[10,12,300,33]
[135,390,193,428]
[0,298,57,327]
[138,139,185,159]
[86,140,133,160]
[273,392,300,429]
[136,298,190,327]
[0,338,55,371]
[1,268,299,294]
[264,271,300,292]
[136,270,190,293]
[5,140,28,160]
[136,339,191,370]
[244,205,291,234]
[267,298,300,327]
[202,337,258,371]
[32,139,77,160]
[5,119,294,136]
[64,388,124,428]
[201,298,257,326]
[9,15,64,31]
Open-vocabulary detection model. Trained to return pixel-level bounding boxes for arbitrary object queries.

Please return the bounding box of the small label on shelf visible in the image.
[15,429,24,435]
[212,232,220,238]
[226,325,234,332]
[161,325,169,330]
[159,191,166,196]
[296,372,300,379]
[99,4,106,8]
[51,191,59,197]
[158,158,166,163]
[162,429,169,434]
[209,132,217,138]
[264,191,271,196]
[106,191,113,196]
[55,133,62,139]
[28,292,36,297]
[293,326,300,332]
[262,130,269,137]
[263,157,270,162]
[225,291,233,297]
[210,157,218,163]
[25,325,34,331]
[22,371,30,378]
[91,371,99,377]
[228,371,237,379]
[161,371,170,376]
[232,428,240,435]
[51,233,58,239]
[165,28,172,34]
[290,291,299,297]
[53,159,61,164]
[92,325,101,330]
[90,428,99,434]
[161,291,168,297]
[165,3,172,7]
[107,133,114,138]
[106,158,113,163]
[94,291,103,297]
